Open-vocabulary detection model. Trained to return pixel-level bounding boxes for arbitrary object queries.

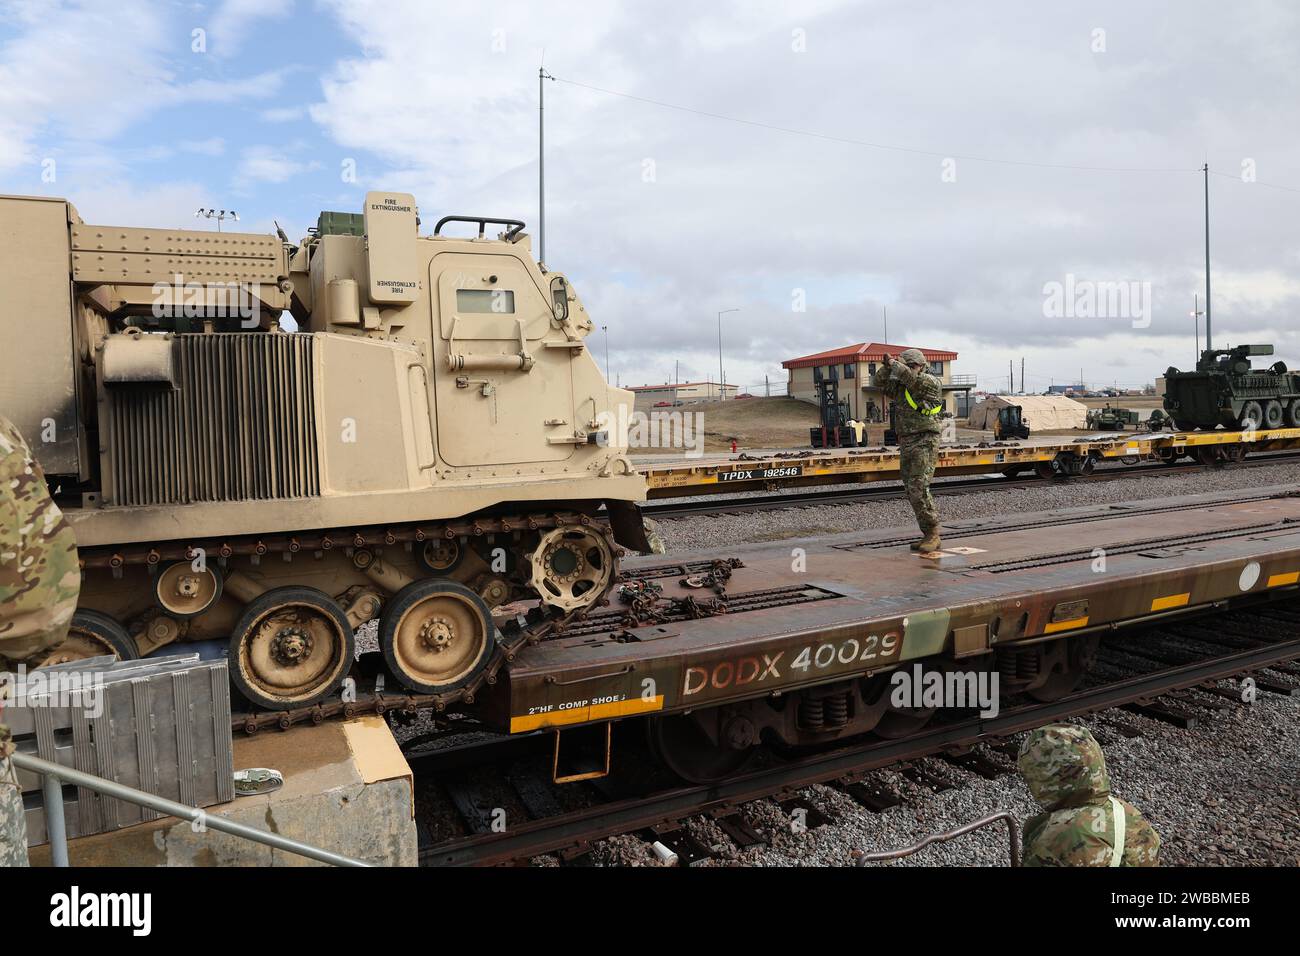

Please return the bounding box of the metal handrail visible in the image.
[853,811,1021,866]
[12,752,370,867]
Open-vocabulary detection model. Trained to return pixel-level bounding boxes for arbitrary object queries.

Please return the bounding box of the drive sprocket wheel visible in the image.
[528,526,615,613]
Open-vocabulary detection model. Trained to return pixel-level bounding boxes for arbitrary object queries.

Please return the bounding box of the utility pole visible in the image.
[1202,163,1212,350]
[601,325,610,380]
[538,63,555,265]
[883,306,888,344]
[1009,359,1014,394]
[1020,358,1025,395]
[717,308,739,399]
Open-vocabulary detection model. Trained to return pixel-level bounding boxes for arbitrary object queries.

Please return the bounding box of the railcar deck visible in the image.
[488,485,1300,733]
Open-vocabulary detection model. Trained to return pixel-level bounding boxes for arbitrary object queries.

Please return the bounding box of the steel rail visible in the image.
[418,633,1300,866]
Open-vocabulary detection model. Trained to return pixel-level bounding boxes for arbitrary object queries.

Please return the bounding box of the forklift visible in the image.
[993,404,1030,440]
[809,375,862,448]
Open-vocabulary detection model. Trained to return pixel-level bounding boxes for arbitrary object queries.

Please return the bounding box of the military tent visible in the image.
[967,394,1088,431]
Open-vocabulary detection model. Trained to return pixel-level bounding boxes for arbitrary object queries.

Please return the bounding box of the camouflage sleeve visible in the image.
[889,364,922,390]
[1021,805,1121,867]
[0,416,80,664]
[1121,801,1162,866]
[870,364,893,389]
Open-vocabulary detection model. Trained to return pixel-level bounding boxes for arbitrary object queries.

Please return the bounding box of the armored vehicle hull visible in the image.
[1163,344,1300,430]
[0,193,647,711]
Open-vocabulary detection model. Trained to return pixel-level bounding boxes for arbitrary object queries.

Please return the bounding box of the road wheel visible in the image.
[1264,400,1285,429]
[229,587,355,710]
[380,579,494,695]
[1239,401,1264,430]
[34,610,139,666]
[1287,398,1300,428]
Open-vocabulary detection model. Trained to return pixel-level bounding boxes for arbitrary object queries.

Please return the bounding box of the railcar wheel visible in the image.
[153,561,223,617]
[229,587,355,710]
[529,526,615,613]
[1027,635,1100,702]
[418,538,466,575]
[379,579,494,694]
[1239,401,1264,430]
[872,705,936,739]
[35,610,138,666]
[646,715,755,784]
[1264,400,1285,429]
[1287,398,1300,429]
[1034,460,1057,480]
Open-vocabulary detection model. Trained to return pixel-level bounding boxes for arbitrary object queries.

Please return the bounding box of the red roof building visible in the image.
[783,342,961,422]
[782,342,958,370]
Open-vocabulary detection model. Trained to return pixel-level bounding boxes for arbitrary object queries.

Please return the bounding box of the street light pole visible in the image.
[602,324,610,380]
[539,64,555,265]
[1202,163,1212,350]
[717,308,739,400]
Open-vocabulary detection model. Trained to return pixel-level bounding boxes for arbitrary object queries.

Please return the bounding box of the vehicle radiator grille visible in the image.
[105,333,320,506]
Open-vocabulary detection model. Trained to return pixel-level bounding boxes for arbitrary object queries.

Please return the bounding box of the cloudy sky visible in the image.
[3,0,1299,393]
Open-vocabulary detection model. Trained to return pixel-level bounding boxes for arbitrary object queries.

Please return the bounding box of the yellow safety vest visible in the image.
[904,388,943,415]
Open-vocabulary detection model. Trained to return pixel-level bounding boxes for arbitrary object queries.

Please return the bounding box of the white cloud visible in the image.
[236,145,319,184]
[0,0,286,173]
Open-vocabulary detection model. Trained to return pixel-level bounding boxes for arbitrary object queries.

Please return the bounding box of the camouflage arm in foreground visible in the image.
[0,415,80,664]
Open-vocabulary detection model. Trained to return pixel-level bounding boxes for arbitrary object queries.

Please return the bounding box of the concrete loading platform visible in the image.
[487,485,1300,737]
[27,716,416,867]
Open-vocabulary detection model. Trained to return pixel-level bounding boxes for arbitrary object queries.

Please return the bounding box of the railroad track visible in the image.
[412,600,1300,866]
[641,448,1300,519]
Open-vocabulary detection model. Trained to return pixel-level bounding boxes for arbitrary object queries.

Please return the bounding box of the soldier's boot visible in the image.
[909,538,925,551]
[917,529,941,553]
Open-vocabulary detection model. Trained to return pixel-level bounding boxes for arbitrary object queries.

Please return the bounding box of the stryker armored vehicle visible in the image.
[1163,344,1300,430]
[0,192,648,710]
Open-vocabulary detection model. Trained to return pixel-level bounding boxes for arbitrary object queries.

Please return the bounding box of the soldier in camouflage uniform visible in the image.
[872,348,944,552]
[1,413,82,867]
[1017,723,1161,866]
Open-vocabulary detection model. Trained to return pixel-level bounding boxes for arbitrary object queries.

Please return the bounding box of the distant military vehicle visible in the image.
[1163,344,1300,430]
[1087,405,1139,431]
[993,404,1030,440]
[0,192,648,710]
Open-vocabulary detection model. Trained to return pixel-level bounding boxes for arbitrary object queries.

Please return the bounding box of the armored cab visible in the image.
[1162,344,1300,431]
[0,192,647,710]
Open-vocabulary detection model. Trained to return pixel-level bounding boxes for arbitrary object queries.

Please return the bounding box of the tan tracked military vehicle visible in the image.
[0,192,648,709]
